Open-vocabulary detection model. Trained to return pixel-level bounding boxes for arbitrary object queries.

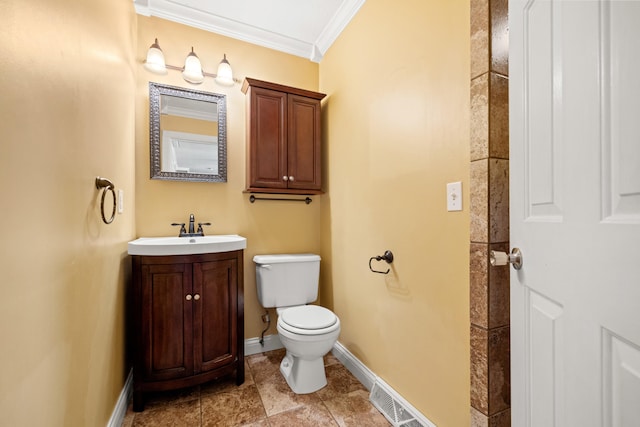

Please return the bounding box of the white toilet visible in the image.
[253,253,340,394]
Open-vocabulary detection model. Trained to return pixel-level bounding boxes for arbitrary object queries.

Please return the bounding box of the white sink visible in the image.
[128,235,247,256]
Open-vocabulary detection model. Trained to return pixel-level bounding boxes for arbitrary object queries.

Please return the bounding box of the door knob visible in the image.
[490,248,523,270]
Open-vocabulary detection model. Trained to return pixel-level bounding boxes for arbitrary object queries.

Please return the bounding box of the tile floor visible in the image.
[121,349,391,427]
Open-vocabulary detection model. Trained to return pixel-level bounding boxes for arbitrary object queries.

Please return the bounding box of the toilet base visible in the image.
[280,352,327,394]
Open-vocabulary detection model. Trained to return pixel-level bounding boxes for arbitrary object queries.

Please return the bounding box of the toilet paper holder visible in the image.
[369,250,394,274]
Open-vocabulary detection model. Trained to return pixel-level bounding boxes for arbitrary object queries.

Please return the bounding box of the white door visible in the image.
[509,1,640,426]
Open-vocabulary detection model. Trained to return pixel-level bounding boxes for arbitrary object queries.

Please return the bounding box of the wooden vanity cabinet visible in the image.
[130,250,244,411]
[242,78,326,194]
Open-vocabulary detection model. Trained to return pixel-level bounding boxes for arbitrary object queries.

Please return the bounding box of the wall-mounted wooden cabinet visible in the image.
[242,78,326,194]
[130,250,244,411]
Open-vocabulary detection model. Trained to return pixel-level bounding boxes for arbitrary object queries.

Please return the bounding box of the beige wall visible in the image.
[135,16,323,340]
[0,0,136,425]
[319,1,471,426]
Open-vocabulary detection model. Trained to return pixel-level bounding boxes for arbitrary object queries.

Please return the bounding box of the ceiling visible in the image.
[134,0,366,62]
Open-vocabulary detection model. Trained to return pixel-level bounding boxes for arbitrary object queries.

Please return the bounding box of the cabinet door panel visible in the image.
[249,87,287,189]
[141,263,193,381]
[288,94,322,190]
[193,259,238,373]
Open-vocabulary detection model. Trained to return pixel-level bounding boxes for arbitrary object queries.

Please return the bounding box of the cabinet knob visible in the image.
[185,294,192,301]
[282,176,288,181]
[289,176,295,181]
[193,294,201,301]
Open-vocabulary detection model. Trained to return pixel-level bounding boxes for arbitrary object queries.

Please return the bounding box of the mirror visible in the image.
[149,82,227,182]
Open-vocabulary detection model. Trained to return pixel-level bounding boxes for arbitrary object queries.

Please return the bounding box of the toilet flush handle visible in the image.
[258,264,272,270]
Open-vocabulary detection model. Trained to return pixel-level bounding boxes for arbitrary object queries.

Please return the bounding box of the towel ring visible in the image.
[95,177,116,224]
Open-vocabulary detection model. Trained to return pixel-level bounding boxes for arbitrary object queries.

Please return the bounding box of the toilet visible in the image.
[253,254,340,394]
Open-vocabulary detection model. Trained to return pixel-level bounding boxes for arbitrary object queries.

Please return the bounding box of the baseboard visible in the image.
[331,341,377,390]
[332,341,436,427]
[244,334,284,356]
[106,369,133,427]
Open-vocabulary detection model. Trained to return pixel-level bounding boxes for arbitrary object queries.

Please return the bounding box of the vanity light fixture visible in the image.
[143,38,239,86]
[214,54,234,86]
[182,47,205,84]
[143,39,167,75]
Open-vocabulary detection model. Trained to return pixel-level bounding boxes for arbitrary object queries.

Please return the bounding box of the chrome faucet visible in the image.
[172,213,211,237]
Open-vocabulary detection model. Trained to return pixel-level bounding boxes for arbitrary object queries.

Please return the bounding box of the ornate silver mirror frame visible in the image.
[149,82,227,182]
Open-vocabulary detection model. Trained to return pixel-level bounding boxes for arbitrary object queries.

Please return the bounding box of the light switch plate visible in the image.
[118,189,124,214]
[447,181,462,211]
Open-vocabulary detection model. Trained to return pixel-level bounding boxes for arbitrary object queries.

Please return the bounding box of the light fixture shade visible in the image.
[182,47,204,84]
[144,38,167,75]
[215,54,234,86]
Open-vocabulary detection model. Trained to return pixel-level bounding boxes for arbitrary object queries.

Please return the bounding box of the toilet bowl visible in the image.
[253,253,341,394]
[276,305,341,394]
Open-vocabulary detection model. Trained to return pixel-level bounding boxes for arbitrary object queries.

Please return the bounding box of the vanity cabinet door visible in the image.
[193,259,238,373]
[140,262,193,382]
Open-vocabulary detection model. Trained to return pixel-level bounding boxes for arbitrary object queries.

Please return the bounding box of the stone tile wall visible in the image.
[470,0,511,425]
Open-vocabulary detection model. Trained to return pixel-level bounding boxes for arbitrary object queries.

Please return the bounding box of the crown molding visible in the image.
[313,0,365,61]
[134,0,365,62]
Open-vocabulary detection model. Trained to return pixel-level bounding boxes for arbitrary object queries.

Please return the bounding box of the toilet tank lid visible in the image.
[253,254,321,264]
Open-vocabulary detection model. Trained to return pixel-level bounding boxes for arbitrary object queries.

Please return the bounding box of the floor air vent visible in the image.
[369,379,432,427]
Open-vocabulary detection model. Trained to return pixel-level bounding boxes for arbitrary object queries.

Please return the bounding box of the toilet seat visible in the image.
[278,305,339,336]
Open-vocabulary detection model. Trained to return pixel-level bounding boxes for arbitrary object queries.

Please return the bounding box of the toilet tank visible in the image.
[253,254,321,308]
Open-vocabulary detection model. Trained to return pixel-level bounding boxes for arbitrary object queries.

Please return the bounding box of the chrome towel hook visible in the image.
[95,177,116,224]
[369,250,394,274]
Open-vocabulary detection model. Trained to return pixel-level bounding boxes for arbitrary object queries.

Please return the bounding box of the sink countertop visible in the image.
[128,235,247,256]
